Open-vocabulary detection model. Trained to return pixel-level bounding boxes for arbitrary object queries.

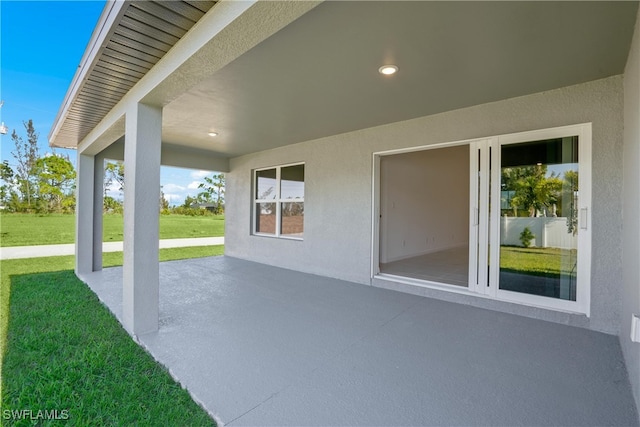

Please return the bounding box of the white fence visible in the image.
[500,217,577,249]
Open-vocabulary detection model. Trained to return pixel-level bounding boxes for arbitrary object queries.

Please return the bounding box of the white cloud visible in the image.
[163,193,182,203]
[162,183,185,192]
[159,166,218,206]
[190,170,210,179]
[105,181,121,199]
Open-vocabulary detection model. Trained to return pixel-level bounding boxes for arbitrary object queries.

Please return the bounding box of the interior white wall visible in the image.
[380,146,469,263]
[622,8,640,413]
[226,75,623,334]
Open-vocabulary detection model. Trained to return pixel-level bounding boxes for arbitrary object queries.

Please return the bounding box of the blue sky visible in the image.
[1,0,217,206]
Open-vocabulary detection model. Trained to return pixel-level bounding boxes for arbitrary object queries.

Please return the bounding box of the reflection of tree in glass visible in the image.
[502,165,562,217]
[564,170,579,235]
[282,202,304,217]
[502,166,579,235]
[259,187,274,200]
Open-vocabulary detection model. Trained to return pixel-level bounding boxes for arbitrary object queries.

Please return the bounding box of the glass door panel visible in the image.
[498,137,579,301]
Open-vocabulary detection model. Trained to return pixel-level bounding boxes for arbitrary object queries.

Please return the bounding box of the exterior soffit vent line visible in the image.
[49,0,128,146]
[49,0,219,149]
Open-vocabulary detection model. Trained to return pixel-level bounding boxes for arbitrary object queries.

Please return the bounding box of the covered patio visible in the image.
[80,256,638,426]
[50,1,640,418]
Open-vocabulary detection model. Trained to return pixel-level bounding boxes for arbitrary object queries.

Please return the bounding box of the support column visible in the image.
[76,153,96,275]
[123,102,162,335]
[93,157,104,271]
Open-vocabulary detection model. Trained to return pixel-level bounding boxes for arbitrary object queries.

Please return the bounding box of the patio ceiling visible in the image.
[50,1,638,157]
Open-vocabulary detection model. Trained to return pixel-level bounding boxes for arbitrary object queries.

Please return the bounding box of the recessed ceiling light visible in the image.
[208,131,218,137]
[378,65,398,75]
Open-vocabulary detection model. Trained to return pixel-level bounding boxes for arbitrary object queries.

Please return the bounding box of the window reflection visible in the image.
[281,202,304,237]
[253,164,305,239]
[256,169,277,200]
[499,136,578,301]
[255,203,276,234]
[281,165,305,200]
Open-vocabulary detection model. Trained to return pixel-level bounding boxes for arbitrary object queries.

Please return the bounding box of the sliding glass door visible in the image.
[374,124,591,315]
[485,125,591,314]
[497,137,579,301]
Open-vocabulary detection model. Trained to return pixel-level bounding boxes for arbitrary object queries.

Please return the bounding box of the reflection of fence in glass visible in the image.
[500,217,577,249]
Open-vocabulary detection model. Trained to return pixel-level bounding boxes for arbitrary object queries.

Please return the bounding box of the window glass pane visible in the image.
[256,169,277,200]
[281,202,304,237]
[256,203,276,234]
[281,165,305,200]
[499,136,578,301]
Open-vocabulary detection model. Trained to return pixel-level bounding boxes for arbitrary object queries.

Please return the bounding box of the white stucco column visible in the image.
[92,157,104,271]
[76,153,96,275]
[123,102,162,335]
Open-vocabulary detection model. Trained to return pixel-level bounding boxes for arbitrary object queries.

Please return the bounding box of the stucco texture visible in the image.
[226,76,624,335]
[623,8,640,413]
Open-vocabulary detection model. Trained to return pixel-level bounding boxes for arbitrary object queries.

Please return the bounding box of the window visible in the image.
[254,163,304,239]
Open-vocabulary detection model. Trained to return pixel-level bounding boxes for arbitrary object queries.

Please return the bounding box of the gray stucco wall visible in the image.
[623,8,640,413]
[226,75,624,334]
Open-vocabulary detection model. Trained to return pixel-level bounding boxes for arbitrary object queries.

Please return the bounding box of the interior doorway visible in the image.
[378,145,469,287]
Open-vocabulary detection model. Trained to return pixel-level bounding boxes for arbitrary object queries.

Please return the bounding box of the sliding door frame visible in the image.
[490,124,592,316]
[371,123,592,316]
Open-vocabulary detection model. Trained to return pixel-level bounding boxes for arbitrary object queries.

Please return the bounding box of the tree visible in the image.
[34,154,76,213]
[160,186,169,212]
[10,120,40,210]
[104,161,125,197]
[197,173,225,214]
[102,161,125,212]
[183,195,198,209]
[103,196,123,213]
[0,161,15,208]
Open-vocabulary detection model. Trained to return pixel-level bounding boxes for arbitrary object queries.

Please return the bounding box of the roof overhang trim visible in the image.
[49,0,127,147]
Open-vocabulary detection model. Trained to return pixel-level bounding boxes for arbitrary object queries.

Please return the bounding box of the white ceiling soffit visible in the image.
[49,0,217,148]
[161,1,638,158]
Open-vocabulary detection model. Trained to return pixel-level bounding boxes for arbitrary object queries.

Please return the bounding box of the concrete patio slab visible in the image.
[80,256,639,426]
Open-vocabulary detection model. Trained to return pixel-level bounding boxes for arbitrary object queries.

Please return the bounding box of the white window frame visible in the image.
[253,162,305,240]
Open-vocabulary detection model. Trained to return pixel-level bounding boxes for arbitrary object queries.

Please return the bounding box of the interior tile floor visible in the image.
[380,245,469,286]
[79,256,639,426]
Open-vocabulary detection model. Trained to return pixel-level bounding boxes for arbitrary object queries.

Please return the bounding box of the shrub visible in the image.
[519,227,535,248]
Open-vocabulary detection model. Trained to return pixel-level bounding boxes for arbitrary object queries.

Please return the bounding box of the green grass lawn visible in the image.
[500,246,577,277]
[0,246,222,426]
[0,213,225,247]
